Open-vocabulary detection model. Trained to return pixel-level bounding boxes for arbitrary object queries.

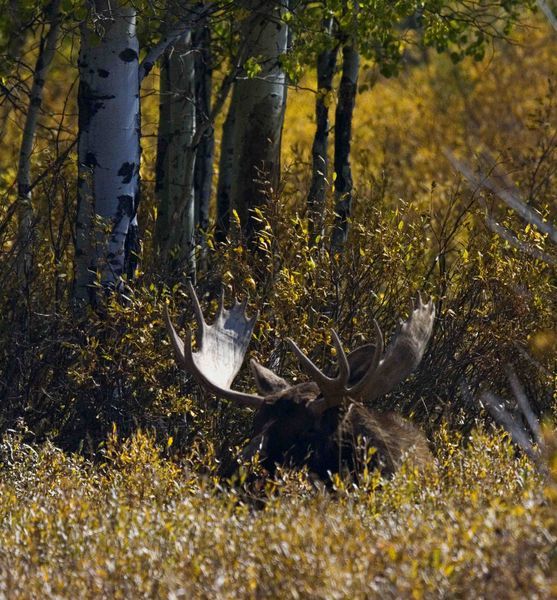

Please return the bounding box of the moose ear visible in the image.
[346,344,377,386]
[250,359,290,395]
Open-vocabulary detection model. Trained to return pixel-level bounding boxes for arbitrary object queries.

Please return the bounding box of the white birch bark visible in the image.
[537,0,557,33]
[229,0,289,239]
[16,0,62,282]
[74,2,141,305]
[155,31,197,278]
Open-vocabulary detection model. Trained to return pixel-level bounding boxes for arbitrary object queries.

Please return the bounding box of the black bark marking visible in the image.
[117,194,134,217]
[142,61,153,77]
[119,48,138,62]
[117,162,135,184]
[78,81,94,133]
[85,152,97,167]
[18,182,30,196]
[78,81,116,130]
[97,68,109,78]
[124,222,140,279]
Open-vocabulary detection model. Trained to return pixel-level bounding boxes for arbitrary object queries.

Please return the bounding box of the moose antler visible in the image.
[288,295,435,414]
[164,282,265,408]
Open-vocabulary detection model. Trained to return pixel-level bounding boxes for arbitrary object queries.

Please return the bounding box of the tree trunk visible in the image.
[229,0,288,241]
[307,23,338,246]
[155,31,197,280]
[73,1,141,306]
[16,0,62,284]
[7,0,24,62]
[193,18,214,270]
[331,43,359,254]
[215,98,236,243]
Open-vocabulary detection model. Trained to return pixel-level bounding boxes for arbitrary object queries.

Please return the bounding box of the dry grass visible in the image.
[0,427,554,599]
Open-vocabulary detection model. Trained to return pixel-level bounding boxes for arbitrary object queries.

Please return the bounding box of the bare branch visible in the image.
[444,148,557,244]
[16,0,62,278]
[505,365,543,447]
[485,216,557,265]
[140,27,190,83]
[537,0,557,33]
[481,391,539,461]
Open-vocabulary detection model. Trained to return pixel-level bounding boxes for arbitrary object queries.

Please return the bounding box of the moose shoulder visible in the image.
[165,283,435,480]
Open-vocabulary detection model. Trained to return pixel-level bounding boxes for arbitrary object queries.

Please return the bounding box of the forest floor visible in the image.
[0,427,555,599]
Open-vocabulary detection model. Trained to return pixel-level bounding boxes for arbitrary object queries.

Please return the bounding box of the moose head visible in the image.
[165,283,435,480]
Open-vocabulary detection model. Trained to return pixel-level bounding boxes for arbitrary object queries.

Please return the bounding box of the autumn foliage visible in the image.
[0,6,555,597]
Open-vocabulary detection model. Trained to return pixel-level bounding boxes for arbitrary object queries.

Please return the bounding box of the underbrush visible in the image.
[1,189,554,452]
[1,17,555,450]
[0,427,554,599]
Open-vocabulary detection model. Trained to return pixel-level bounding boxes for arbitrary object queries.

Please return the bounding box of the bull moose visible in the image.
[165,283,435,480]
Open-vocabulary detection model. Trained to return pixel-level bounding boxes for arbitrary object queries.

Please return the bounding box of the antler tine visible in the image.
[286,337,331,390]
[165,287,265,409]
[164,305,187,368]
[287,329,351,414]
[331,329,350,384]
[187,281,206,339]
[349,294,435,402]
[218,287,225,316]
[370,319,384,372]
[249,308,259,328]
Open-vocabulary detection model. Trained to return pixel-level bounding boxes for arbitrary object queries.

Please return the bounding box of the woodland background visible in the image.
[0,1,555,597]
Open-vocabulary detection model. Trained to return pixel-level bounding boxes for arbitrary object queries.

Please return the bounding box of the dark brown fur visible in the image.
[237,381,431,481]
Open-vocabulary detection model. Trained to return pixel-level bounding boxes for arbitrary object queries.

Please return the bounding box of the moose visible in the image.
[165,283,435,481]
